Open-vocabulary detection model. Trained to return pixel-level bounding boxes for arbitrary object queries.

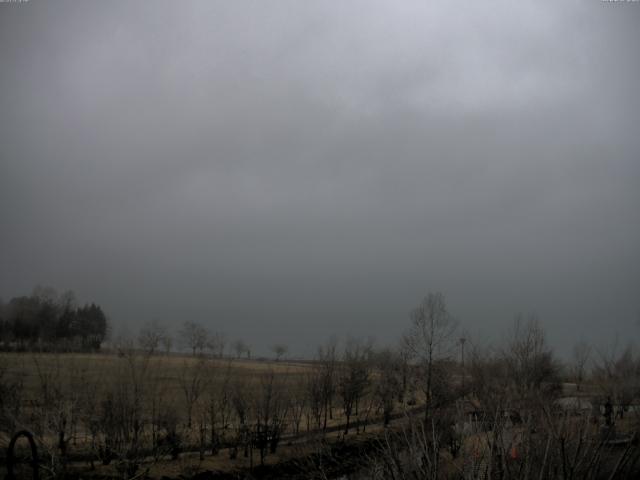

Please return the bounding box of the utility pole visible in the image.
[460,337,466,397]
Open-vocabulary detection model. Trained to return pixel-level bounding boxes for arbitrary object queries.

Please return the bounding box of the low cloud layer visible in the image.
[1,0,639,355]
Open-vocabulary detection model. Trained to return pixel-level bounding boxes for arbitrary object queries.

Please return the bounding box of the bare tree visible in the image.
[404,292,457,421]
[178,357,210,428]
[374,416,447,479]
[146,359,174,461]
[93,348,152,477]
[468,343,512,413]
[594,343,639,420]
[0,355,24,434]
[373,348,400,426]
[317,337,338,430]
[271,344,288,361]
[504,314,558,404]
[305,368,324,431]
[30,354,78,477]
[229,376,251,460]
[251,369,290,465]
[570,340,591,391]
[206,331,226,358]
[161,333,173,355]
[137,320,167,355]
[338,338,372,435]
[179,321,208,357]
[396,343,413,404]
[289,375,307,435]
[205,361,233,455]
[233,339,249,359]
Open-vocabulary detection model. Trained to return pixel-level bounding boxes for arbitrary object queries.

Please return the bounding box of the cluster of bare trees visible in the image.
[367,306,640,479]
[298,294,640,479]
[135,320,227,359]
[592,343,640,421]
[0,336,414,478]
[137,320,172,356]
[404,292,459,421]
[0,350,302,477]
[1,291,639,479]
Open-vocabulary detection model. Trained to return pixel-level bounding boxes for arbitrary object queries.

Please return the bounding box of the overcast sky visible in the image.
[1,0,638,357]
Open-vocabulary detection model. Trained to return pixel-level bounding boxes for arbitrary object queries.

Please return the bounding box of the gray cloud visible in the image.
[1,0,639,356]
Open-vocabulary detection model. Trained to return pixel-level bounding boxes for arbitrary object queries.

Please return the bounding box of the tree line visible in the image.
[0,286,109,352]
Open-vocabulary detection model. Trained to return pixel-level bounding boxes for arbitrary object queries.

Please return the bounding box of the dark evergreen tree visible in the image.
[0,288,109,351]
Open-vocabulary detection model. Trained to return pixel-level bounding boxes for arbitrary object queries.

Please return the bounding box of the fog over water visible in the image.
[1,1,639,356]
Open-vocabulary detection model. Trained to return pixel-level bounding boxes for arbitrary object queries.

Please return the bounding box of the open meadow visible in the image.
[1,348,416,479]
[2,330,640,480]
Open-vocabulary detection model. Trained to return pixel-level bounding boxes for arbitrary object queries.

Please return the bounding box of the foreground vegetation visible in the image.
[1,292,639,479]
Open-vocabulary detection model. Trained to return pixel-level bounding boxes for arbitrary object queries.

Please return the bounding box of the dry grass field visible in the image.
[0,350,405,479]
[0,351,311,405]
[2,345,639,480]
